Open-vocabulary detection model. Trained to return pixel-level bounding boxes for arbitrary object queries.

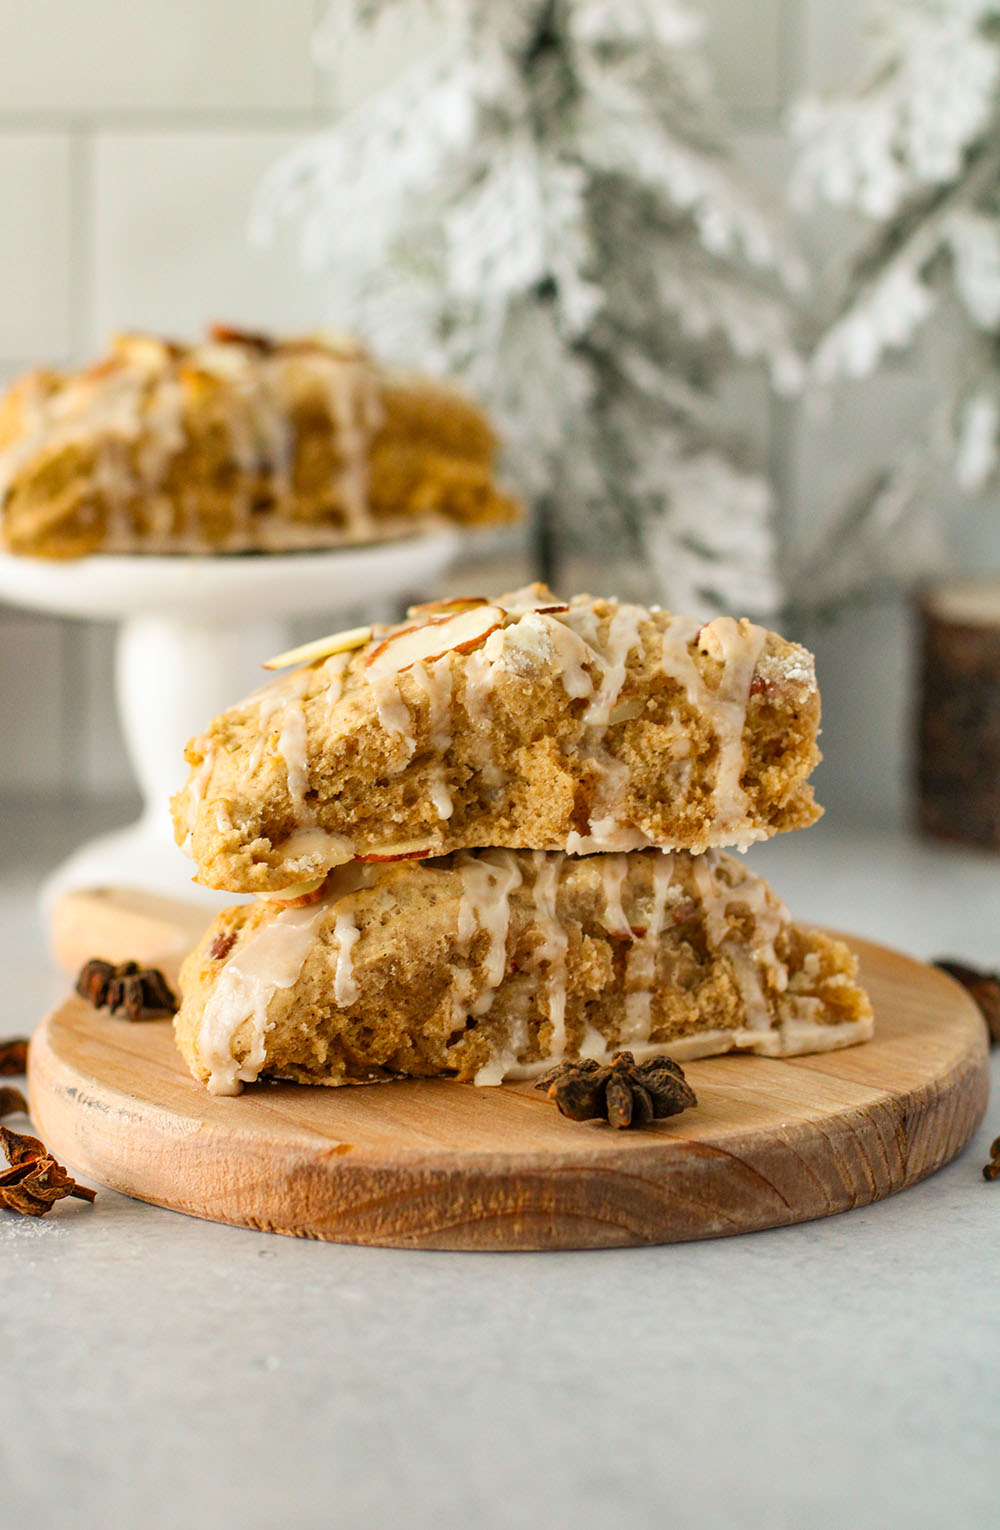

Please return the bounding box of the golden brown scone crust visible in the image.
[173,589,822,892]
[0,327,520,557]
[174,849,871,1094]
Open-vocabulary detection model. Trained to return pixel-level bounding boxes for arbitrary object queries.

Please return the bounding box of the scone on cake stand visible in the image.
[0,532,459,924]
[0,324,520,960]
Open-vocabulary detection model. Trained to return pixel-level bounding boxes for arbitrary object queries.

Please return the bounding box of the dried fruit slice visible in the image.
[262,625,373,672]
[365,604,506,679]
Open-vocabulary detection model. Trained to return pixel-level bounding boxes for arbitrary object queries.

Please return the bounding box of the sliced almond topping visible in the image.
[496,585,570,617]
[207,321,275,352]
[357,840,433,863]
[262,625,373,671]
[406,596,489,619]
[258,875,328,907]
[365,604,506,679]
[111,332,175,370]
[505,599,570,617]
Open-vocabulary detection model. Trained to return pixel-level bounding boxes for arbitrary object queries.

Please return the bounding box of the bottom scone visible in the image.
[174,848,873,1095]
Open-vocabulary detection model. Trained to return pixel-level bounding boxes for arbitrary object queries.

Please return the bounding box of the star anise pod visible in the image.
[934,959,1000,1045]
[0,1086,28,1119]
[984,1137,1000,1182]
[0,1037,29,1075]
[0,1124,96,1216]
[535,1051,697,1129]
[75,957,117,1006]
[75,958,178,1022]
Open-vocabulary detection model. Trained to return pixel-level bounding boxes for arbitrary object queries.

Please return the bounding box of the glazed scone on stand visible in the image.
[172,586,822,893]
[0,325,521,558]
[174,849,872,1096]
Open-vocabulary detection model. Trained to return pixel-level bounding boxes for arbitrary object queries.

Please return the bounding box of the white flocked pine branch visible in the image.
[791,0,1000,605]
[253,0,805,617]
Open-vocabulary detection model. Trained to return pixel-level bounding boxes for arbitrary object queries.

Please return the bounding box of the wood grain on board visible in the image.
[50,887,214,980]
[28,936,989,1251]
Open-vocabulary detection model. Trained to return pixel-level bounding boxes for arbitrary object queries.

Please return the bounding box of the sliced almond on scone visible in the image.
[496,585,571,617]
[207,321,275,352]
[406,596,489,618]
[365,604,506,679]
[112,332,177,369]
[357,840,433,862]
[262,625,373,671]
[258,874,328,906]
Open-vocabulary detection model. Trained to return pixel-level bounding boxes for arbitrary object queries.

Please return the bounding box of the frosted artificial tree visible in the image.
[254,0,804,616]
[792,0,1000,603]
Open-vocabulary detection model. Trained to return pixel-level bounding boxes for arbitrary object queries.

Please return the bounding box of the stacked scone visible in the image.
[171,586,872,1096]
[0,325,519,558]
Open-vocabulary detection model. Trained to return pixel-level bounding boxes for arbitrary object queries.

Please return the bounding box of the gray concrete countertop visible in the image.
[1,800,997,1530]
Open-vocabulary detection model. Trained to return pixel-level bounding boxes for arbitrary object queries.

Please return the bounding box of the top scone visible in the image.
[173,585,822,894]
[0,325,520,558]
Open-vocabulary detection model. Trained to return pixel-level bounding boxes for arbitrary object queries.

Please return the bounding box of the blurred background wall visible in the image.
[0,0,983,823]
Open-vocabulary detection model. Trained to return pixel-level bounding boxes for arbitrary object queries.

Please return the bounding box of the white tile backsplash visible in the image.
[0,1,941,826]
[0,1,317,114]
[91,130,327,345]
[0,612,68,791]
[0,134,73,360]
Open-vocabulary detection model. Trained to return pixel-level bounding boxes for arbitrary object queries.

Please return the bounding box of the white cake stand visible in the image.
[0,532,460,910]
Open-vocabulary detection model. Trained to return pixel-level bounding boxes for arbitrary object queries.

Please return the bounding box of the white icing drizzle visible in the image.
[600,854,631,936]
[311,352,384,537]
[332,907,361,1007]
[456,850,521,1004]
[557,602,649,852]
[580,605,646,728]
[659,614,768,847]
[180,744,215,856]
[427,771,453,821]
[410,660,454,819]
[321,650,352,723]
[276,679,311,822]
[241,689,285,776]
[691,852,788,1030]
[621,855,674,1045]
[462,647,505,789]
[528,851,569,1059]
[448,851,522,1084]
[197,901,328,1094]
[537,614,596,700]
[371,673,416,762]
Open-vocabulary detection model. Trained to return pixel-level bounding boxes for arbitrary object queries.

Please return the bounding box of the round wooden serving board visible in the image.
[28,936,989,1251]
